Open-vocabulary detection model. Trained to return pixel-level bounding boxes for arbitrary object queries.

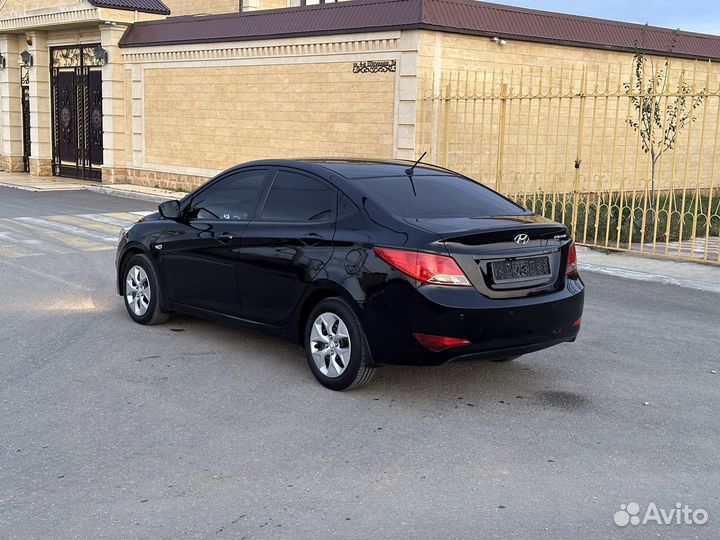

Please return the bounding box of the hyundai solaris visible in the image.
[116,160,584,390]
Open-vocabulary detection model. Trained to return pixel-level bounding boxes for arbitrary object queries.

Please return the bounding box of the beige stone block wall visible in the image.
[162,0,238,16]
[258,0,287,10]
[103,166,209,190]
[96,8,166,23]
[417,30,720,194]
[141,62,396,173]
[0,0,80,14]
[0,155,25,171]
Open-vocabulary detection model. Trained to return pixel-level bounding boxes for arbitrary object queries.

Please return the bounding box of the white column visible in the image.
[0,35,23,171]
[131,63,142,169]
[100,23,129,183]
[27,31,52,176]
[395,30,420,160]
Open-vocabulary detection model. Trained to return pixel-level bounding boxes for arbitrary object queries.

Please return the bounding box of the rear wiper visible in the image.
[404,151,427,197]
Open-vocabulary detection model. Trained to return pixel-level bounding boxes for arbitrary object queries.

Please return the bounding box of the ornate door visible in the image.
[88,70,104,167]
[21,85,30,173]
[56,71,77,167]
[51,46,104,181]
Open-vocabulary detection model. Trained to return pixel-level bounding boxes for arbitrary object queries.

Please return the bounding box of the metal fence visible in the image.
[417,60,720,264]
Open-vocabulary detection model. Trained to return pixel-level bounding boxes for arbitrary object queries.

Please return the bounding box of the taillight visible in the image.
[566,242,578,277]
[374,247,470,286]
[413,333,470,352]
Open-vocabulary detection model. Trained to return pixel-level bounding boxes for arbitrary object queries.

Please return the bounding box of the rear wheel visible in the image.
[304,298,375,391]
[123,253,169,326]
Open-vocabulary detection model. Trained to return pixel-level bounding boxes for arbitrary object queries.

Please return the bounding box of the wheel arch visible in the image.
[293,281,363,345]
[117,244,160,299]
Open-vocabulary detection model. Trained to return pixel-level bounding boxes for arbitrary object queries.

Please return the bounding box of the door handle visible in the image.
[216,233,234,244]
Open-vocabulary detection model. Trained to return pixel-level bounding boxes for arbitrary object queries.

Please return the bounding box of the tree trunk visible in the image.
[650,148,657,200]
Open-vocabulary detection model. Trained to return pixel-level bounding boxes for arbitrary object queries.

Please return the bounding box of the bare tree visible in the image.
[623,50,706,197]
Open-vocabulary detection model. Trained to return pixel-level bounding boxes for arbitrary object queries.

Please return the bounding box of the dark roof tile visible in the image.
[89,0,170,15]
[424,0,720,59]
[120,0,421,46]
[118,0,720,61]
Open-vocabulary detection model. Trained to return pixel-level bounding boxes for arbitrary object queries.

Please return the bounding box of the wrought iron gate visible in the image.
[21,78,30,173]
[50,45,104,181]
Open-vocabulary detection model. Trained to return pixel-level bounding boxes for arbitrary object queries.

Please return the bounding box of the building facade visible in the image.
[1,0,719,193]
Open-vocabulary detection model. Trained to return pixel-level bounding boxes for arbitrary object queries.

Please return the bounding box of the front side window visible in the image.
[260,170,336,222]
[187,169,268,221]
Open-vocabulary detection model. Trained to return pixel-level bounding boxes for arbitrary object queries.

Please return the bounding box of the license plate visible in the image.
[491,256,551,282]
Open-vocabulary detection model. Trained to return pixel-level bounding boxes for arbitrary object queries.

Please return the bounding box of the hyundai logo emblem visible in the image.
[514,233,530,245]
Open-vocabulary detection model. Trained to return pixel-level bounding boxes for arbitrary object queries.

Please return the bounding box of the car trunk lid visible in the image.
[404,214,571,298]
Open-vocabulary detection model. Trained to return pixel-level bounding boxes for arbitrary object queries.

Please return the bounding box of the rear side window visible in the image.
[187,169,268,220]
[358,174,526,218]
[261,170,336,222]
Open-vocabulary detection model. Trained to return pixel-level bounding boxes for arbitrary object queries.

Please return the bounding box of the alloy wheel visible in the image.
[309,312,352,378]
[125,265,152,317]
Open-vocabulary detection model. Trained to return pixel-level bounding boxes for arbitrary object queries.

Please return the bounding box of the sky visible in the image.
[495,0,720,36]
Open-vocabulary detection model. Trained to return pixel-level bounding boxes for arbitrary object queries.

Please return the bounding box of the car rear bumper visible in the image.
[359,277,584,366]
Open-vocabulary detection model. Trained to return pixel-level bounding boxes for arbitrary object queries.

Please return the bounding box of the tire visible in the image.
[122,253,169,326]
[304,297,376,391]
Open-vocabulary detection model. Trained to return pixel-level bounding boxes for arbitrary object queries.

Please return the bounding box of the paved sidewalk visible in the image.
[631,237,720,263]
[0,172,186,202]
[577,246,720,294]
[0,173,95,192]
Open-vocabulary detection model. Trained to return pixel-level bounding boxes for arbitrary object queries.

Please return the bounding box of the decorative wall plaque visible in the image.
[353,60,397,74]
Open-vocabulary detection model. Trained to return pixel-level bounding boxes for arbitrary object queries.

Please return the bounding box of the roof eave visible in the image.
[88,0,170,16]
[119,22,429,48]
[119,22,720,62]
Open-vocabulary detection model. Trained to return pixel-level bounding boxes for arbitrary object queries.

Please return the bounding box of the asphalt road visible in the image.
[1,186,718,540]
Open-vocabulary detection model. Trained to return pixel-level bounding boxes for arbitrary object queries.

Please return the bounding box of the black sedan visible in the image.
[116,159,584,390]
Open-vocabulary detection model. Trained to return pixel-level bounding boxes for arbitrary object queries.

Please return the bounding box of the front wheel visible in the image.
[304,298,375,391]
[122,253,169,325]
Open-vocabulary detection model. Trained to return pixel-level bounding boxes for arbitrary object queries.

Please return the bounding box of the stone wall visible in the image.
[161,0,238,16]
[142,63,395,172]
[0,0,79,14]
[112,31,408,189]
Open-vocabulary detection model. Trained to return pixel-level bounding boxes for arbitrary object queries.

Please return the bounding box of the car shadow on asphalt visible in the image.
[111,308,585,410]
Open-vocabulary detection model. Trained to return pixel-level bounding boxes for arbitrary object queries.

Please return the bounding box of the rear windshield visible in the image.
[358,174,527,218]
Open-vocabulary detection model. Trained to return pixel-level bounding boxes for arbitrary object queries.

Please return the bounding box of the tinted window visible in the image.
[187,169,268,220]
[261,170,336,222]
[358,175,526,218]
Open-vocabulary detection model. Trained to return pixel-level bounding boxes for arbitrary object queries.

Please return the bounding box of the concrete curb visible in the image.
[85,185,184,204]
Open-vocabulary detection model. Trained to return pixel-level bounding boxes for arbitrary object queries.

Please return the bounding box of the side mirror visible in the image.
[158,200,181,221]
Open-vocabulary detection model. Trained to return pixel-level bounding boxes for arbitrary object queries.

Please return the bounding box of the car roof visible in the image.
[239,158,457,180]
